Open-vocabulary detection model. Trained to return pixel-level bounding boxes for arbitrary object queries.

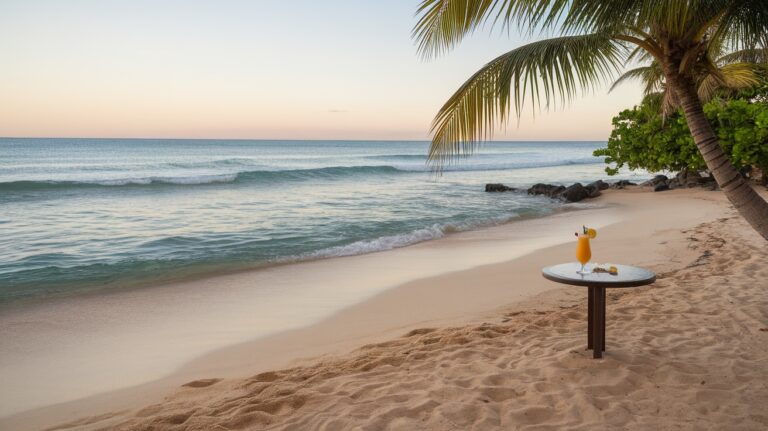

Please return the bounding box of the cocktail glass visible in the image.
[576,234,592,274]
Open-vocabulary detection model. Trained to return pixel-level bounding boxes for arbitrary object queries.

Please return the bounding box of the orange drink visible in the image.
[576,234,591,274]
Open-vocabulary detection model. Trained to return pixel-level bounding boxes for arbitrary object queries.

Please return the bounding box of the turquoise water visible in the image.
[0,138,648,303]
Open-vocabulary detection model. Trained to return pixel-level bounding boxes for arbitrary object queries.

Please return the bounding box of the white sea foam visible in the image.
[304,225,448,259]
[87,174,239,186]
[300,214,523,261]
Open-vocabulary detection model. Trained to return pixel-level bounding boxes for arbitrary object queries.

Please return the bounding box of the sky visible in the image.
[0,0,643,141]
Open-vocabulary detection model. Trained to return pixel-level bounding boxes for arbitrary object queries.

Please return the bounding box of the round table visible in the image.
[541,263,656,359]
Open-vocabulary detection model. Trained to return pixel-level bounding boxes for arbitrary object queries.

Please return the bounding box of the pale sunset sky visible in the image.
[0,0,643,141]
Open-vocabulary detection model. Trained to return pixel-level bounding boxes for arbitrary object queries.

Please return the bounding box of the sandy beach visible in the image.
[5,1,768,429]
[2,186,766,430]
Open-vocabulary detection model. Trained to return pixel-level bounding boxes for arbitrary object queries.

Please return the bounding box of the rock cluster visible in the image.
[639,171,717,192]
[484,180,612,203]
[532,181,607,202]
[611,180,637,189]
[485,183,517,192]
[484,171,719,201]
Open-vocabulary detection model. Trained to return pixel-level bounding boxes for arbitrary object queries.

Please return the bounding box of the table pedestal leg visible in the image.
[587,287,594,350]
[601,287,606,352]
[591,286,605,359]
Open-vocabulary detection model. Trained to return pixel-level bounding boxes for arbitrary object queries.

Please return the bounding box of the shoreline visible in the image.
[0,195,579,312]
[0,187,743,430]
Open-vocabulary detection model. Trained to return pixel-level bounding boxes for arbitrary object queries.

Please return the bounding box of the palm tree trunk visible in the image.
[673,80,768,240]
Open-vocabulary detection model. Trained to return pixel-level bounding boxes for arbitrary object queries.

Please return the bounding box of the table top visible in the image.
[542,263,656,288]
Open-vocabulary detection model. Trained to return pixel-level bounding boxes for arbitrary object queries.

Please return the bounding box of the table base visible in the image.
[587,286,606,359]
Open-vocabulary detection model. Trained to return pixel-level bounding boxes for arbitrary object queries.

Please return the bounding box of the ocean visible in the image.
[0,138,649,304]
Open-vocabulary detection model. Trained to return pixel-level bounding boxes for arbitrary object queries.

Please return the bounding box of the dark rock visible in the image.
[641,174,669,187]
[587,180,610,191]
[694,178,713,187]
[560,183,591,202]
[665,170,719,189]
[679,169,702,182]
[485,183,517,192]
[668,170,707,189]
[653,183,670,192]
[527,183,566,197]
[698,174,716,187]
[610,180,637,189]
[583,184,602,198]
[524,181,609,202]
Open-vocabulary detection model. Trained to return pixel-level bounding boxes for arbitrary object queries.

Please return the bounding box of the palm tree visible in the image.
[413,0,768,240]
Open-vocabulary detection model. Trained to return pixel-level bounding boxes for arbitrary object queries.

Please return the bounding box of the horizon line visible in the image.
[0,136,607,143]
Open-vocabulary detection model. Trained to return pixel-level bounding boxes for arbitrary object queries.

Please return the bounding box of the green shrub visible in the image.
[594,90,768,180]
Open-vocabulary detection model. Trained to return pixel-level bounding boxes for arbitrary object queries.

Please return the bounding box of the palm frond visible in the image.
[718,48,768,65]
[428,33,625,167]
[660,85,680,118]
[609,65,663,95]
[710,0,768,53]
[412,0,592,58]
[412,0,498,58]
[626,43,654,64]
[697,62,762,101]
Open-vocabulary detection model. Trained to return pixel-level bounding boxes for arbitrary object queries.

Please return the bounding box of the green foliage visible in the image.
[708,97,768,175]
[594,92,768,175]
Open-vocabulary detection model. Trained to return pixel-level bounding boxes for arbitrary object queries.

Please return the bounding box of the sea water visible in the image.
[0,138,649,304]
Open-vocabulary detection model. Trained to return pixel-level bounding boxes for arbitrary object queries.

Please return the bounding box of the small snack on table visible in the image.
[593,265,619,275]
